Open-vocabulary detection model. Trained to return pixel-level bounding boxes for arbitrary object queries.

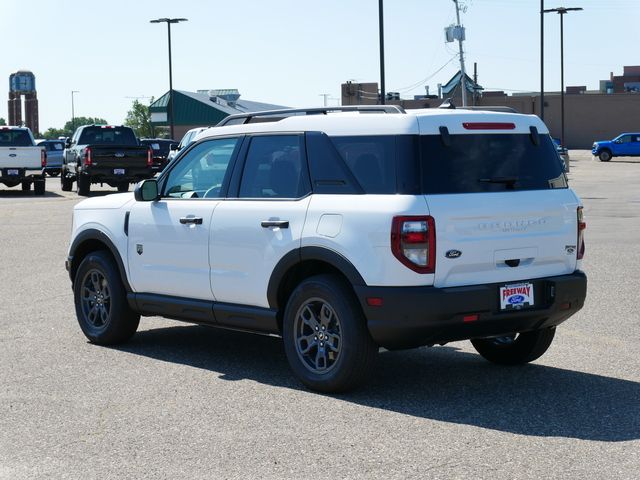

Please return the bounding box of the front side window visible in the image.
[617,135,632,143]
[164,137,240,198]
[239,135,308,199]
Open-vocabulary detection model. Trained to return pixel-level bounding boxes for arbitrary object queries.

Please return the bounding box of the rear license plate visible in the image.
[114,168,125,175]
[500,282,534,310]
[7,169,19,175]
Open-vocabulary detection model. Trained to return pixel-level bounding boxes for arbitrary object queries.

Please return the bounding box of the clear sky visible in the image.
[2,0,638,133]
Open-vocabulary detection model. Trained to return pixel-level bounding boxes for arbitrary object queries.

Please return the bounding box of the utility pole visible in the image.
[71,90,79,133]
[453,0,467,106]
[319,93,330,107]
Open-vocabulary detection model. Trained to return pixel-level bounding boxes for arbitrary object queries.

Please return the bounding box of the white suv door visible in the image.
[127,137,241,300]
[210,134,311,308]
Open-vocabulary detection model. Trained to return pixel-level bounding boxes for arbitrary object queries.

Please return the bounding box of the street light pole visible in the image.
[150,17,188,140]
[71,90,79,132]
[543,6,582,148]
[378,0,385,105]
[540,0,544,121]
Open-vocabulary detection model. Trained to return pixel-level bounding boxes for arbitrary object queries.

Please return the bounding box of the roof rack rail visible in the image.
[216,105,405,127]
[460,106,520,113]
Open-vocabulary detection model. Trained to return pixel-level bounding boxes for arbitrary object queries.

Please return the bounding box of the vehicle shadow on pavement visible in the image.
[117,324,639,443]
[0,190,64,198]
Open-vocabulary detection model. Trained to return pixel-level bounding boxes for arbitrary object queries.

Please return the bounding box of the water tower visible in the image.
[8,70,39,133]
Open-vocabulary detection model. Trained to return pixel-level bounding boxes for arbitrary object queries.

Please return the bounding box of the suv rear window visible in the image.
[420,134,567,194]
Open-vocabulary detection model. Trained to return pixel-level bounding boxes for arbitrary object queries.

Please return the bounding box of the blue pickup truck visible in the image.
[592,133,640,162]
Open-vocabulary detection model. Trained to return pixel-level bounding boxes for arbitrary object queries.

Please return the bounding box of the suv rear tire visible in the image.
[73,250,140,345]
[470,327,556,365]
[282,274,378,392]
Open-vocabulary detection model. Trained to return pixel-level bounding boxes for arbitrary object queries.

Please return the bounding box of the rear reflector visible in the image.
[463,314,479,323]
[462,122,516,130]
[366,297,384,307]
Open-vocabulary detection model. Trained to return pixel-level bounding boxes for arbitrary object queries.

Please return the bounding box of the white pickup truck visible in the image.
[0,126,46,195]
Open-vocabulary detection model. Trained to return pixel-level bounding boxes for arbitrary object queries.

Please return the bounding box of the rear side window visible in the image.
[239,135,309,199]
[330,136,396,194]
[420,134,567,194]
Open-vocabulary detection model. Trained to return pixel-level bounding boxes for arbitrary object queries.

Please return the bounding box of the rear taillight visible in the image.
[83,147,92,166]
[391,216,436,274]
[147,147,153,167]
[41,149,47,168]
[577,206,586,260]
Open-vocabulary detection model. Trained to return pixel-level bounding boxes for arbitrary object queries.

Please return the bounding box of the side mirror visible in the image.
[614,139,622,144]
[65,139,72,148]
[170,143,180,151]
[134,179,159,201]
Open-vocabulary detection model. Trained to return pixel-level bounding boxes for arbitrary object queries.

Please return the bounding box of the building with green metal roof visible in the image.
[150,89,287,140]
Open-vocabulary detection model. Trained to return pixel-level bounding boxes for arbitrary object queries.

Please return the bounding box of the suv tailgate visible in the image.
[426,190,580,288]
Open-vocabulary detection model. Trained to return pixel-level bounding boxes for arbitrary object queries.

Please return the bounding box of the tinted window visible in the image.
[329,136,396,194]
[43,141,64,151]
[239,135,308,199]
[164,137,239,198]
[78,127,137,145]
[0,129,33,146]
[420,134,567,194]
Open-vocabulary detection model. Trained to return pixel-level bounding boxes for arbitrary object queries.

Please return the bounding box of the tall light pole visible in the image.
[150,17,188,140]
[540,0,544,121]
[543,7,582,148]
[71,90,79,133]
[378,0,386,105]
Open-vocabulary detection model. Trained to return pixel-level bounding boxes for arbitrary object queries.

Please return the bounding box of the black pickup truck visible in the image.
[61,125,154,195]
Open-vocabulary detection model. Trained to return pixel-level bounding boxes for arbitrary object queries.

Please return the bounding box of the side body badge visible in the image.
[445,249,462,259]
[136,244,143,255]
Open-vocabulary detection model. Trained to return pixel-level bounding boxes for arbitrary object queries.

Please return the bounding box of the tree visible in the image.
[124,100,154,138]
[40,117,109,139]
[0,118,6,126]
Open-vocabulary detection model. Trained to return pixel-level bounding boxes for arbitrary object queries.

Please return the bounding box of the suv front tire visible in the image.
[74,251,140,345]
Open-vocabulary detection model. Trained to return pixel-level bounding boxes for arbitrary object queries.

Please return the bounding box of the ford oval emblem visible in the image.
[445,249,462,259]
[508,295,525,304]
[115,152,125,158]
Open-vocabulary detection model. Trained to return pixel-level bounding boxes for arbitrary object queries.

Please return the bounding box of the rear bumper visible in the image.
[354,271,587,349]
[0,168,44,183]
[81,167,154,183]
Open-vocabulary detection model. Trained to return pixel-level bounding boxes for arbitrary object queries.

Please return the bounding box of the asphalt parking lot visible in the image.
[1,151,639,479]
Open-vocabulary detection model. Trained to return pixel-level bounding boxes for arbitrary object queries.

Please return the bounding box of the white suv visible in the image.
[66,106,587,392]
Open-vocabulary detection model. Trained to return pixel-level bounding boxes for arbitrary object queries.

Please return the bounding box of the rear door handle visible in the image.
[261,220,289,229]
[180,216,203,225]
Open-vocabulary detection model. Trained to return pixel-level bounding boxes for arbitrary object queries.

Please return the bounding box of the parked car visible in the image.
[552,137,570,172]
[61,125,154,195]
[139,138,177,173]
[592,133,640,162]
[66,105,587,392]
[0,126,46,194]
[37,139,65,176]
[166,127,208,164]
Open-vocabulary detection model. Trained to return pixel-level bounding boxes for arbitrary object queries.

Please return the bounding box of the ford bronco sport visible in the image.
[66,105,587,392]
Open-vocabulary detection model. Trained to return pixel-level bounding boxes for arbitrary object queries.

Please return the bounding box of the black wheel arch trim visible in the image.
[68,228,132,292]
[267,246,366,309]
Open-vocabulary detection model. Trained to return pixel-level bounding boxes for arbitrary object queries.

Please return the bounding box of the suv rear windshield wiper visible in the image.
[478,176,519,185]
